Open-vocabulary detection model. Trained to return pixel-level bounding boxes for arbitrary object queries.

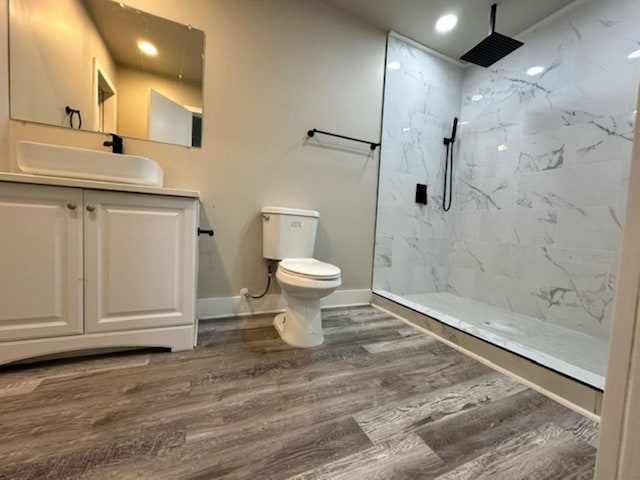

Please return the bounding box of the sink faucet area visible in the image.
[16,141,164,187]
[103,133,124,154]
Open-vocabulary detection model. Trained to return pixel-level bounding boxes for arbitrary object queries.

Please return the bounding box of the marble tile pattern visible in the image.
[378,289,608,389]
[374,0,639,341]
[0,306,598,479]
[373,36,463,295]
[450,0,639,339]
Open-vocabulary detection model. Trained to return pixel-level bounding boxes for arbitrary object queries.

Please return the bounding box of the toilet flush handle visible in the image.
[263,214,270,221]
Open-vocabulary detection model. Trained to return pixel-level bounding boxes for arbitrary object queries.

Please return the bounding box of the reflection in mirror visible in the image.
[9,0,205,147]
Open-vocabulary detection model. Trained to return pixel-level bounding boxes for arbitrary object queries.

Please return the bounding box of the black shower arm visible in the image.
[489,4,497,35]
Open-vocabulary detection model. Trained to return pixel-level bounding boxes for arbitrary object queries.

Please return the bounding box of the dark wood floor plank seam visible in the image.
[288,433,444,480]
[354,372,527,445]
[433,422,597,480]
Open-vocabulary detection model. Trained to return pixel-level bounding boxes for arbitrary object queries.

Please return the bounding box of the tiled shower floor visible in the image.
[375,290,608,389]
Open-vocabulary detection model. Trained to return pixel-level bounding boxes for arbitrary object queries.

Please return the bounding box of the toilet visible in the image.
[262,207,341,347]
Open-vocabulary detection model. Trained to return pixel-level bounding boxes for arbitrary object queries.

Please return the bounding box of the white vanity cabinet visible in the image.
[0,183,84,341]
[0,176,199,365]
[84,189,196,333]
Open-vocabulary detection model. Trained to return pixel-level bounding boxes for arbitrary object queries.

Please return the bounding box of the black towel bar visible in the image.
[307,128,380,150]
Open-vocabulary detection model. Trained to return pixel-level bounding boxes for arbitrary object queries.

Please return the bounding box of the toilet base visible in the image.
[273,296,324,348]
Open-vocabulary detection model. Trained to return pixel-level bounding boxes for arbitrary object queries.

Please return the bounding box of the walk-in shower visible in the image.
[373,0,639,390]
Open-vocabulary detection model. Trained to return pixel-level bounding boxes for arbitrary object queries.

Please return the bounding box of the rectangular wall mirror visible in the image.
[9,0,205,148]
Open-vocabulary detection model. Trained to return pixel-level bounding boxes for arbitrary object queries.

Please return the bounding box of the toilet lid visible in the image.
[279,258,341,279]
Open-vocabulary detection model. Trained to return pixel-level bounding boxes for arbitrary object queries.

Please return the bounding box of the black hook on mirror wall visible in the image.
[65,106,82,129]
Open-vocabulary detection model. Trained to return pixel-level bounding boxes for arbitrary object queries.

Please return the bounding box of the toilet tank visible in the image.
[261,206,319,260]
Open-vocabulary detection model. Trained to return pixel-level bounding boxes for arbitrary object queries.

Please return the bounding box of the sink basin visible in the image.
[17,141,164,187]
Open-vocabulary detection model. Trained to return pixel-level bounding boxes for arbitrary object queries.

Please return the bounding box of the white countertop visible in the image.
[0,172,200,198]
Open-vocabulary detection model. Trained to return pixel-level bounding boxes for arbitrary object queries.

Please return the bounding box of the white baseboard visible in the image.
[197,289,371,320]
[321,289,372,308]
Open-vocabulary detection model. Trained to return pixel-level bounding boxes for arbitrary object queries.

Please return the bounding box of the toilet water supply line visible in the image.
[242,262,274,299]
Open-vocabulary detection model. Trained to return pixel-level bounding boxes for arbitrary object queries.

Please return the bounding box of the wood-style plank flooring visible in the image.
[0,306,598,479]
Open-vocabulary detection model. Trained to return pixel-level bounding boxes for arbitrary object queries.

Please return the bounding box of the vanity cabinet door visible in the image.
[0,183,83,341]
[83,190,197,333]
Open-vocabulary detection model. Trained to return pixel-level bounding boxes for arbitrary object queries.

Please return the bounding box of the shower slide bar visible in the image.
[307,128,380,150]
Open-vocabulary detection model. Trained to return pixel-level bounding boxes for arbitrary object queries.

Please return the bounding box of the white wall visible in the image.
[595,79,640,480]
[0,2,8,172]
[1,0,386,300]
[9,0,116,131]
[148,88,193,146]
[117,66,202,140]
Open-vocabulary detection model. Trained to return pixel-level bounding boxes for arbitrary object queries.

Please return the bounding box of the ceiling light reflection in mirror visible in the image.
[137,40,158,56]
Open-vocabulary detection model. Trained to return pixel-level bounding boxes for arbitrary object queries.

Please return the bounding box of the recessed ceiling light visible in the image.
[137,40,157,56]
[387,61,401,70]
[526,65,545,76]
[436,14,458,34]
[498,144,508,151]
[628,49,640,59]
[471,94,483,102]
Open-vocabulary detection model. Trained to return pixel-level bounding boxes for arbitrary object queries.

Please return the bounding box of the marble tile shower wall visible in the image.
[373,37,462,295]
[450,0,639,339]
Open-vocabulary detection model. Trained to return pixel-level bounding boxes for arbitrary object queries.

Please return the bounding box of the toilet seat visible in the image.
[278,258,341,280]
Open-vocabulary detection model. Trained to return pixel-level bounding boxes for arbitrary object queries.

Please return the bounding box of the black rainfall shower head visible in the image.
[460,4,524,68]
[460,33,523,67]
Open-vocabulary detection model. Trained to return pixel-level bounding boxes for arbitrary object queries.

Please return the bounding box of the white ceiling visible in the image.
[318,0,577,62]
[80,0,577,82]
[81,0,204,84]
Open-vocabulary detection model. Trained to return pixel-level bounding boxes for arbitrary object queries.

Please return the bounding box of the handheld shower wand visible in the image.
[451,117,458,143]
[444,117,458,145]
[442,117,458,212]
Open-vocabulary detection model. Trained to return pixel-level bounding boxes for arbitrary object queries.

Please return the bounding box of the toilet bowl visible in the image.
[261,206,341,348]
[273,258,341,347]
